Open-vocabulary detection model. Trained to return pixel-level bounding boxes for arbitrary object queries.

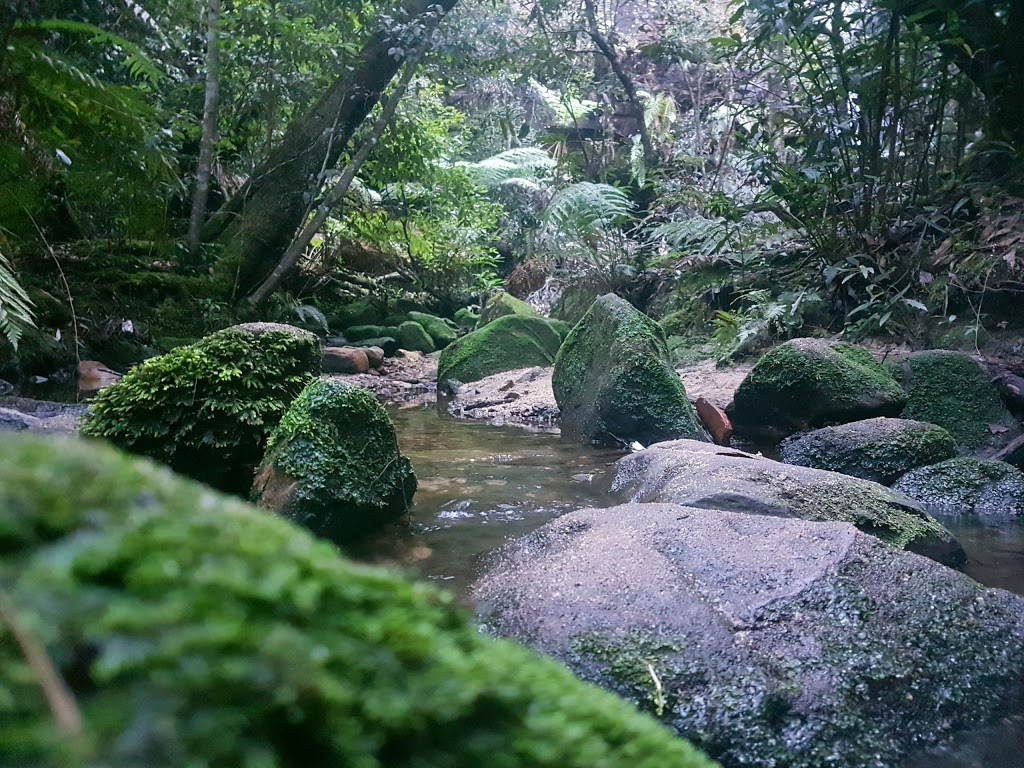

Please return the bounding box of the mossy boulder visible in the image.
[893,457,1024,514]
[253,379,416,540]
[551,281,604,325]
[344,324,391,342]
[0,433,715,768]
[893,350,1021,452]
[613,439,965,565]
[438,315,564,392]
[552,294,707,447]
[407,311,459,348]
[474,502,1024,768]
[731,339,907,437]
[779,417,957,485]
[80,322,320,492]
[395,320,436,353]
[327,298,383,332]
[478,290,538,326]
[454,307,479,331]
[547,318,574,342]
[352,336,399,356]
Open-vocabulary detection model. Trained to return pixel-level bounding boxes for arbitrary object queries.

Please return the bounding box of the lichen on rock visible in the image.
[253,378,416,540]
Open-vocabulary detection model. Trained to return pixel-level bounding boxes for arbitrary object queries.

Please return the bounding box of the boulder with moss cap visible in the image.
[80,322,320,492]
[730,338,907,438]
[612,439,965,565]
[478,290,539,326]
[438,314,564,392]
[0,432,715,768]
[552,293,707,446]
[893,457,1024,514]
[253,378,415,540]
[780,417,957,485]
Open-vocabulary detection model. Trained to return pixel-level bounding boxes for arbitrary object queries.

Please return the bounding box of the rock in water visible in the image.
[80,322,320,493]
[779,417,956,485]
[612,439,964,565]
[474,503,1024,768]
[0,433,714,768]
[893,457,1024,515]
[893,350,1022,453]
[253,379,416,540]
[731,338,906,437]
[437,315,563,392]
[552,293,707,446]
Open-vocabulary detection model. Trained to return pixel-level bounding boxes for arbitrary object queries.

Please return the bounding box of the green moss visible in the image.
[407,311,459,347]
[0,433,715,768]
[437,315,563,390]
[552,294,706,446]
[344,324,389,341]
[897,351,1017,449]
[453,307,479,331]
[893,458,1024,514]
[780,418,957,486]
[255,379,415,539]
[478,291,539,326]
[80,323,320,492]
[546,318,574,342]
[395,320,436,353]
[733,339,906,434]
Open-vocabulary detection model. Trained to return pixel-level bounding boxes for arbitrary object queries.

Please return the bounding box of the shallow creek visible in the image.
[353,404,1024,768]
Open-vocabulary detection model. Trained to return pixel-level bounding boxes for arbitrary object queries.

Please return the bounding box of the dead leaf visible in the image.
[919,271,934,285]
[989,424,1010,435]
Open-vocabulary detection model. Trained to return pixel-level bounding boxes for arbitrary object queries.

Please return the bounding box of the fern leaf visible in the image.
[461,148,556,189]
[543,182,635,236]
[0,250,36,351]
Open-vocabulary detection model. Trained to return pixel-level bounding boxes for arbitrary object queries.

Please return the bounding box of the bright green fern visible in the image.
[0,250,36,351]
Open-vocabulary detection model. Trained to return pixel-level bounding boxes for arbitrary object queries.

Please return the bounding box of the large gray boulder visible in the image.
[552,294,707,446]
[779,417,956,485]
[474,503,1024,768]
[612,439,964,565]
[731,339,906,438]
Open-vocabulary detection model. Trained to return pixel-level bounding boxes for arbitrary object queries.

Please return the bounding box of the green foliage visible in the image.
[712,288,823,361]
[0,250,36,350]
[0,432,717,768]
[80,324,320,492]
[255,379,415,539]
[458,147,556,189]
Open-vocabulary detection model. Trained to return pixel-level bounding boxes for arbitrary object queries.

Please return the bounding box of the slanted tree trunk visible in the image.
[202,0,459,297]
[187,0,220,254]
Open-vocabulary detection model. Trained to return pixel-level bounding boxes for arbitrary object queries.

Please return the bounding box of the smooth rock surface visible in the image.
[612,439,965,565]
[474,502,1024,768]
[322,346,370,374]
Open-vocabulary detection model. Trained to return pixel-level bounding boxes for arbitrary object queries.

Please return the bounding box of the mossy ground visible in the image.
[255,379,416,538]
[0,433,715,768]
[437,315,563,389]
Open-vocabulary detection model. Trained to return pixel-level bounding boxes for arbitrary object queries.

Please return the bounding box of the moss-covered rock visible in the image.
[344,324,391,342]
[437,315,564,392]
[731,339,907,437]
[546,318,574,342]
[893,350,1020,452]
[552,294,707,447]
[0,433,715,768]
[395,320,436,353]
[551,281,604,326]
[407,311,459,348]
[80,322,320,492]
[474,502,1024,768]
[352,336,399,356]
[613,439,965,565]
[780,417,957,485]
[453,307,479,331]
[253,379,416,540]
[478,291,538,326]
[327,298,384,332]
[893,457,1024,514]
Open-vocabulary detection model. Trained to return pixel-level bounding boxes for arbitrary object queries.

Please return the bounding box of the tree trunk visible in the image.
[247,43,428,306]
[203,0,459,297]
[187,0,220,254]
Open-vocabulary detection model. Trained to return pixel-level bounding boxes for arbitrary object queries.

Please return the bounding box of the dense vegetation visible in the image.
[0,0,1021,371]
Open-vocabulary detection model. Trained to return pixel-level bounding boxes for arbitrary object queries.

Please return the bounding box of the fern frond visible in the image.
[0,250,36,351]
[543,182,635,236]
[460,148,556,189]
[648,216,731,257]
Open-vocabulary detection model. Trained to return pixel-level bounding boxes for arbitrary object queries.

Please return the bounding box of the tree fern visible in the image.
[542,182,634,236]
[0,250,36,351]
[459,147,556,189]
